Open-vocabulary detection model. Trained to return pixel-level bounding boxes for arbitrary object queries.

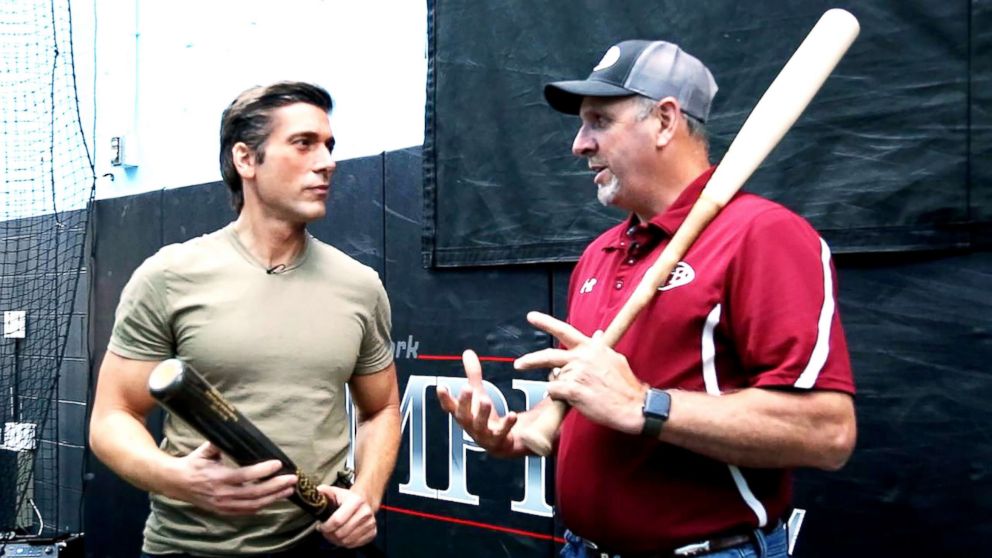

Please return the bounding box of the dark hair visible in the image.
[219,81,333,214]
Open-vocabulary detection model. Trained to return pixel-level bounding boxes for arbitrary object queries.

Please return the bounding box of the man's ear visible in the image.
[654,97,680,148]
[232,142,255,180]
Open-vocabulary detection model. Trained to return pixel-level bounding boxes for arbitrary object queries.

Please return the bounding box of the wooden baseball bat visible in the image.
[148,358,387,557]
[516,9,861,456]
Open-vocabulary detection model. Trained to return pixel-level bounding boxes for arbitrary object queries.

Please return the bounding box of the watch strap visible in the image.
[642,414,665,438]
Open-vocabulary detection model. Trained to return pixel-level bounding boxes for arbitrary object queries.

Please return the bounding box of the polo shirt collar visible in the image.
[605,165,717,251]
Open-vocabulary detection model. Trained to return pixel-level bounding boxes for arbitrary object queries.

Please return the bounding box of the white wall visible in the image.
[84,0,427,200]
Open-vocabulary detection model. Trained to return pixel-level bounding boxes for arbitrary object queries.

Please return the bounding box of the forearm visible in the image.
[89,409,178,495]
[351,403,401,511]
[659,388,856,470]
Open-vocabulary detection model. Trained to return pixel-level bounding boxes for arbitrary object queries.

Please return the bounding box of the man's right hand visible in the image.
[161,441,298,516]
[437,350,521,458]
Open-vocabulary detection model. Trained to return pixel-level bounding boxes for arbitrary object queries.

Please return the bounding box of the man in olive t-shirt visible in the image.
[90,82,401,557]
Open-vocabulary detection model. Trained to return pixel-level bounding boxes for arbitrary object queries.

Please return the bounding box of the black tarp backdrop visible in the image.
[795,251,992,556]
[423,0,992,267]
[973,0,992,239]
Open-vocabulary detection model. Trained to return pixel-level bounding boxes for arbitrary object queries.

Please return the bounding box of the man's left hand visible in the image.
[514,311,647,434]
[315,485,377,549]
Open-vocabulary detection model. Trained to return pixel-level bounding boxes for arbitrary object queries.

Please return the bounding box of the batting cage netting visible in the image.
[0,0,94,544]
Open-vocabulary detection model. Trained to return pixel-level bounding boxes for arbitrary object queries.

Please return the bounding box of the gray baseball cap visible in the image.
[544,40,718,122]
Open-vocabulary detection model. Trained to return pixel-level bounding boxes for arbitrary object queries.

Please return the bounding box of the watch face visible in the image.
[644,389,671,419]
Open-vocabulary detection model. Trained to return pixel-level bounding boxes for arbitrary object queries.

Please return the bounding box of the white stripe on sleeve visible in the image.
[700,303,769,526]
[795,238,835,389]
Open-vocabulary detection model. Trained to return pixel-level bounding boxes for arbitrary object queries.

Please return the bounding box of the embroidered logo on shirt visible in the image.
[658,262,695,291]
[579,278,598,294]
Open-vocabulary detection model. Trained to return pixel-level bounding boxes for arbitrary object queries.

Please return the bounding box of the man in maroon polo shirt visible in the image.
[438,40,856,558]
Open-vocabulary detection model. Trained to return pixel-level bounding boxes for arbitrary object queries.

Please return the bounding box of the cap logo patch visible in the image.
[593,46,621,72]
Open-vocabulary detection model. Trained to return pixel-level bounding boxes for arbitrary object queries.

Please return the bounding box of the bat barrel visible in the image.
[703,8,859,206]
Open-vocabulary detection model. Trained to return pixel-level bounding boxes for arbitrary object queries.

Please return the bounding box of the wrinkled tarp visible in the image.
[423,0,992,267]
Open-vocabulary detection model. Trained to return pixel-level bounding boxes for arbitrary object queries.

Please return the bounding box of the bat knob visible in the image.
[149,359,186,398]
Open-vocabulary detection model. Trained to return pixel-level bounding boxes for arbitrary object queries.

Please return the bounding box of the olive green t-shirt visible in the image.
[109,223,393,556]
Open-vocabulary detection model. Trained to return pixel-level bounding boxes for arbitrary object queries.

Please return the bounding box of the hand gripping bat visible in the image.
[148,358,387,557]
[516,9,861,456]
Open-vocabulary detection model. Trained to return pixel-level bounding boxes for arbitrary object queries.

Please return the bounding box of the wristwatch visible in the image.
[641,388,671,438]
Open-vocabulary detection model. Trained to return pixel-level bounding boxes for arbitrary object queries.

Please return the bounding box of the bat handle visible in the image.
[291,468,336,521]
[516,399,568,456]
[515,195,725,456]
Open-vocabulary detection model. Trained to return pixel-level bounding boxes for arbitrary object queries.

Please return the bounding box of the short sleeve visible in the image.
[354,277,394,374]
[108,255,175,360]
[726,208,854,394]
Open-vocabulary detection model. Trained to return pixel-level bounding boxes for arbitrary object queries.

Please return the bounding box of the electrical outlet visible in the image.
[110,136,123,165]
[110,135,139,167]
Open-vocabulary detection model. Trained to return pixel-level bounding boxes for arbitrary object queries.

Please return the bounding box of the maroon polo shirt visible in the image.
[555,166,854,552]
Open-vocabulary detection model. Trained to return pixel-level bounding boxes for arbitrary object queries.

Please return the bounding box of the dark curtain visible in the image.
[423,0,991,267]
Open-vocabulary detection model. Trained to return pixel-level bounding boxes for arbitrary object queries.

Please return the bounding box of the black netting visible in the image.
[0,0,94,544]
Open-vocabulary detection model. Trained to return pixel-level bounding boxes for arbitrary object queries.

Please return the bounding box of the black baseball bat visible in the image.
[148,358,386,557]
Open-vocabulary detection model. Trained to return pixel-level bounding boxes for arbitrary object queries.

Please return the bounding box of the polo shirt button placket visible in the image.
[626,240,640,266]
